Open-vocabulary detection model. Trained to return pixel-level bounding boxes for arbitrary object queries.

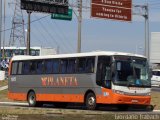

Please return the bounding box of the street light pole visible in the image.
[144,4,150,62]
[27,11,31,55]
[77,0,82,53]
[2,0,6,59]
[0,0,2,60]
[133,4,149,61]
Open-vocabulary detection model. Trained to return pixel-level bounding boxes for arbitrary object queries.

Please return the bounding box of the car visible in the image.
[151,69,160,87]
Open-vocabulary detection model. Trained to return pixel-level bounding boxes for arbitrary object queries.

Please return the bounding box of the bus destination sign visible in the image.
[91,0,132,22]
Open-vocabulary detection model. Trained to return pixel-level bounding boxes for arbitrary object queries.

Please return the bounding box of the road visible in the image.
[152,87,160,92]
[0,102,159,113]
[0,102,160,120]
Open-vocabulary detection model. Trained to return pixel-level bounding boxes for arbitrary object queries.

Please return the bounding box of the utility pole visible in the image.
[27,11,31,55]
[77,0,82,53]
[2,0,6,59]
[144,4,149,62]
[133,4,149,61]
[0,0,2,61]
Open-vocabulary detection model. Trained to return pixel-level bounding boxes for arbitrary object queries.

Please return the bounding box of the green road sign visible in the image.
[51,9,72,21]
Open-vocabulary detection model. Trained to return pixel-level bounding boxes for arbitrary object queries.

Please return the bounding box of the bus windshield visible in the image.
[112,56,151,87]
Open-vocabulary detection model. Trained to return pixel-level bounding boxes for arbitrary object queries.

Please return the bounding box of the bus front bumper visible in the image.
[97,91,151,105]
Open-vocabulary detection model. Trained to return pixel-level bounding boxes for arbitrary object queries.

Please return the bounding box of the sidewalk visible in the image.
[0,85,8,91]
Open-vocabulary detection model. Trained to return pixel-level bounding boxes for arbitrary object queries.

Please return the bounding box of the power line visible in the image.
[33,14,60,48]
[0,15,49,33]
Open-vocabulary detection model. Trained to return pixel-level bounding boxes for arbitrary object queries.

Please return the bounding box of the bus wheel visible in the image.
[85,93,96,110]
[27,91,39,107]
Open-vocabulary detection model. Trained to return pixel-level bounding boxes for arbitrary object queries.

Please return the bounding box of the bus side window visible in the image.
[60,59,68,74]
[45,60,53,74]
[86,57,95,73]
[67,59,76,73]
[17,62,23,75]
[77,57,86,73]
[30,61,37,74]
[22,61,30,74]
[37,60,44,74]
[53,59,59,74]
[11,62,18,75]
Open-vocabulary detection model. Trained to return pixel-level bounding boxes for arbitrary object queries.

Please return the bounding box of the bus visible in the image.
[8,51,151,110]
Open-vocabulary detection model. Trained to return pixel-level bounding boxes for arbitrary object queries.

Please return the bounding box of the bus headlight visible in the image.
[112,90,124,95]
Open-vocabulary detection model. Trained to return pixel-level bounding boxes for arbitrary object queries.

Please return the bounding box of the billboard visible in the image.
[91,0,132,22]
[21,0,69,14]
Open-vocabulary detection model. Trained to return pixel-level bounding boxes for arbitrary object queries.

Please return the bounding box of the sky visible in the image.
[1,0,160,54]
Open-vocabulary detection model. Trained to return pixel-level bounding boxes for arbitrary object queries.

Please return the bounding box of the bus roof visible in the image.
[11,51,146,61]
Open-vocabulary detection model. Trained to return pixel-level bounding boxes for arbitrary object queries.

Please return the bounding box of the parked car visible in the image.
[151,69,160,87]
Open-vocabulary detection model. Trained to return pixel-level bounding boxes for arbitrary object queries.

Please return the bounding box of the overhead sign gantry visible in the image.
[21,0,69,14]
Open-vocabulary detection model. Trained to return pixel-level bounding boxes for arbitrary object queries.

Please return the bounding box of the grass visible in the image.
[0,89,11,102]
[0,107,160,120]
[151,91,160,110]
[0,80,8,87]
[0,107,116,120]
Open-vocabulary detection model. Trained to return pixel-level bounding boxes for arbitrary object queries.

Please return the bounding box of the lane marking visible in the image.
[0,102,28,106]
[0,85,8,91]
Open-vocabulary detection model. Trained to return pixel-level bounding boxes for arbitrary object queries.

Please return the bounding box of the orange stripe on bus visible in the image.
[8,91,27,101]
[8,92,84,103]
[36,94,84,103]
[96,88,151,105]
[8,90,151,105]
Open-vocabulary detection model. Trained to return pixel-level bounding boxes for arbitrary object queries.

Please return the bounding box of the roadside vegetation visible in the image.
[0,80,8,87]
[151,91,160,110]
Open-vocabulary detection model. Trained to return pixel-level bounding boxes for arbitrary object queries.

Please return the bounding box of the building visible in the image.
[150,32,160,64]
[0,47,57,70]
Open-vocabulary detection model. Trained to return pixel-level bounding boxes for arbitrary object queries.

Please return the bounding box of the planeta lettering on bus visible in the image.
[41,76,78,86]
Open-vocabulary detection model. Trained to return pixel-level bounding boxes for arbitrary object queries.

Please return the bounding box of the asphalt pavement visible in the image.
[152,87,160,92]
